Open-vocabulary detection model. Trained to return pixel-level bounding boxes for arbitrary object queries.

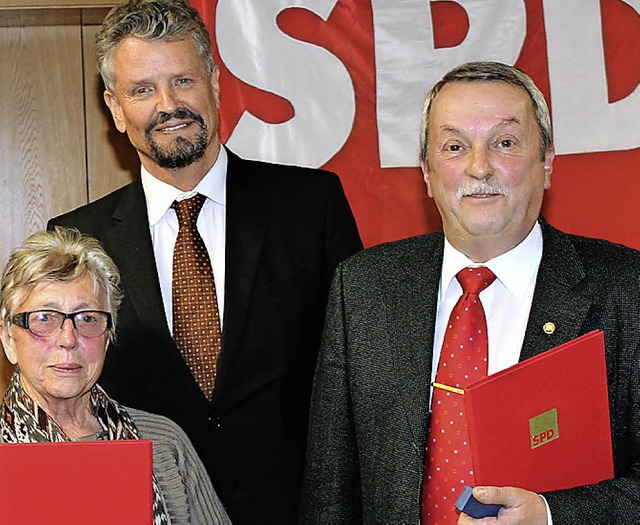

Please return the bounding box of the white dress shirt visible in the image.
[431,221,543,388]
[141,147,227,333]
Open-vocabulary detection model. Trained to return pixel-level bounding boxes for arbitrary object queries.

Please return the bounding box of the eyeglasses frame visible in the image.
[10,309,113,338]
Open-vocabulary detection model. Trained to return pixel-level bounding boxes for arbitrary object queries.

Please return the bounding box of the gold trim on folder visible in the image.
[432,382,464,395]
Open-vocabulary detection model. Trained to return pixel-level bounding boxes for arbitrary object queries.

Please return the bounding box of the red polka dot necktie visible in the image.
[421,266,496,524]
[171,193,222,401]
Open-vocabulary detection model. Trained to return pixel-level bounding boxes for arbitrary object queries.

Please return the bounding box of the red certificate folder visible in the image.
[464,329,614,493]
[0,439,153,524]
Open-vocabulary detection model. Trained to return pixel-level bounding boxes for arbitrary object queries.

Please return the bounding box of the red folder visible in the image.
[0,439,153,524]
[464,330,614,493]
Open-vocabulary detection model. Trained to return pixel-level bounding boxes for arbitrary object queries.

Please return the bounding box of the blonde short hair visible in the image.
[0,227,122,339]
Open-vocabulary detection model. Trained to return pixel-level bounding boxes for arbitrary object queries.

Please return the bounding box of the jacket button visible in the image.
[208,415,222,428]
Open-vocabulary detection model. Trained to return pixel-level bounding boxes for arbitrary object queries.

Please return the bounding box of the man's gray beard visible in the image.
[147,126,209,170]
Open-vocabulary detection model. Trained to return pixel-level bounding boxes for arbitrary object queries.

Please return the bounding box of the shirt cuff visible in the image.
[540,494,552,525]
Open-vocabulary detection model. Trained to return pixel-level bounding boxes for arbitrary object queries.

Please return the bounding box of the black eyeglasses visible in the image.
[11,310,112,338]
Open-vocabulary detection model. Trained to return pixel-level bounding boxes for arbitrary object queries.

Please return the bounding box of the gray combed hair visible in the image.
[419,61,553,168]
[95,0,214,92]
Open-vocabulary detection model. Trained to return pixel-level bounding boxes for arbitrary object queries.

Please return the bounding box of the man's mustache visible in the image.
[146,108,206,134]
[457,178,508,199]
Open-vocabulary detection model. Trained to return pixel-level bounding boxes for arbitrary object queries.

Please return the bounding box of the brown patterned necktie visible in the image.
[171,193,222,400]
[421,266,496,524]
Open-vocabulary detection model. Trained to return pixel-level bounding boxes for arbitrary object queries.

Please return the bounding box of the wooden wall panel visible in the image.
[83,23,138,202]
[0,3,137,394]
[0,20,87,264]
[0,19,88,391]
[1,1,120,7]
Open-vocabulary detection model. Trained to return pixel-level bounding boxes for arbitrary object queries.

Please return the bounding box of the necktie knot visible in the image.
[172,193,207,228]
[456,266,496,295]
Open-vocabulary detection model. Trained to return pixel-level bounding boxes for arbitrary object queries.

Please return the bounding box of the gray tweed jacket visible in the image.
[300,219,640,525]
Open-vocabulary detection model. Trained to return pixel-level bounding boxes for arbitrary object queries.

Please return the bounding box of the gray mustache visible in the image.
[457,179,508,199]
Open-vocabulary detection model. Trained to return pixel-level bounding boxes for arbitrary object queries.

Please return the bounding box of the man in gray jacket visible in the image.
[300,61,640,524]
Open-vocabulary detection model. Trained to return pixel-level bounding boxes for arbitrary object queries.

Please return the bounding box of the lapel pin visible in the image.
[543,322,556,335]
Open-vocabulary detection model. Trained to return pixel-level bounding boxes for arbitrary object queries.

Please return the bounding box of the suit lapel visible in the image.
[521,220,592,361]
[214,151,270,403]
[103,158,273,406]
[387,234,444,456]
[105,180,209,405]
[104,180,170,338]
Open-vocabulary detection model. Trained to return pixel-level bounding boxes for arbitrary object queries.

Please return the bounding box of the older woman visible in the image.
[0,227,231,525]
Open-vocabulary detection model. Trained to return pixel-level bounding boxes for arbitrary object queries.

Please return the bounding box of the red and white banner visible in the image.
[191,0,639,248]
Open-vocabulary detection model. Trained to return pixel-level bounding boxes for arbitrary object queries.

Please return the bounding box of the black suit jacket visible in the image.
[49,150,363,525]
[300,220,640,524]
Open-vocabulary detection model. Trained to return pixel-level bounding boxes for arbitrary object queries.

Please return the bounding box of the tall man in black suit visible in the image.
[49,1,362,524]
[300,61,640,524]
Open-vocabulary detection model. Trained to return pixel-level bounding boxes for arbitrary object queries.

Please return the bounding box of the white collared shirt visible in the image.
[431,222,543,389]
[141,147,228,333]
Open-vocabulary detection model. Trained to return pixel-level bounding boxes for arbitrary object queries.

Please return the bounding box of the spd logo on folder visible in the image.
[529,407,560,449]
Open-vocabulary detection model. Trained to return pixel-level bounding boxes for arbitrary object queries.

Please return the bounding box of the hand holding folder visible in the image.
[463,330,614,493]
